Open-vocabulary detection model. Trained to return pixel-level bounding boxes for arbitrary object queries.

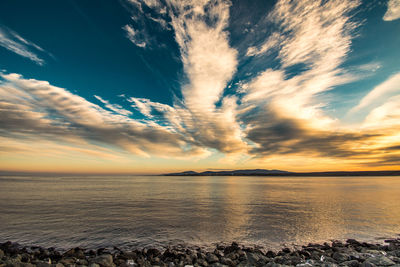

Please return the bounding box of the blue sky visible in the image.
[0,0,399,173]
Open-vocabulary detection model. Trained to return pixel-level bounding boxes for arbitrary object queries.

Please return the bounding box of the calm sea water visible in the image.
[0,175,399,250]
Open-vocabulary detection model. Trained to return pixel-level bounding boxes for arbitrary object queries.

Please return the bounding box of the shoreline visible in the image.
[1,237,400,267]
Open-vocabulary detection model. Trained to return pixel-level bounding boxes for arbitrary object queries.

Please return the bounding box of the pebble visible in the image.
[0,237,399,266]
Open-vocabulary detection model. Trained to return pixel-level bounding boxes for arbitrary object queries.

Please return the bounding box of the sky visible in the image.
[0,0,399,174]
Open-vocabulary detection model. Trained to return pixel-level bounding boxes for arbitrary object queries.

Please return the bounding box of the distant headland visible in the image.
[164,169,400,176]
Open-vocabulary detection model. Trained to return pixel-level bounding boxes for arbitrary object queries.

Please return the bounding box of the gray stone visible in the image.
[246,252,267,264]
[5,262,35,267]
[220,257,234,266]
[265,263,291,267]
[94,254,115,267]
[0,249,4,259]
[59,258,76,266]
[341,260,360,267]
[296,262,313,267]
[321,263,339,267]
[206,253,219,264]
[37,262,52,267]
[333,252,351,262]
[225,252,237,260]
[196,258,208,266]
[209,263,228,267]
[360,262,376,267]
[365,256,396,266]
[365,250,386,256]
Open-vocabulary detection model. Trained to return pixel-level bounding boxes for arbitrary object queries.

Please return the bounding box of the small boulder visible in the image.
[342,260,361,267]
[332,252,350,262]
[94,254,115,267]
[206,253,219,263]
[365,256,396,266]
[360,262,376,267]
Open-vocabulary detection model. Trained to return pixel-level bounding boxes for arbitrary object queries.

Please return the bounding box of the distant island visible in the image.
[164,169,400,176]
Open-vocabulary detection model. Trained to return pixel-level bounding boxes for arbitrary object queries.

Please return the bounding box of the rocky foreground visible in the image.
[1,238,400,267]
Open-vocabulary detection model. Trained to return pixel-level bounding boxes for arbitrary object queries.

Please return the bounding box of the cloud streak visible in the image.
[0,26,47,65]
[2,0,400,170]
[350,72,400,113]
[122,24,147,48]
[383,0,400,21]
[0,73,210,159]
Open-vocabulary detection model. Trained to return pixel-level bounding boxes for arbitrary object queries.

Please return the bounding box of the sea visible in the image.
[0,175,399,250]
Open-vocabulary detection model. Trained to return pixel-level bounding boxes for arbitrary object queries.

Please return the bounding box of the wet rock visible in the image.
[146,248,161,258]
[246,252,267,265]
[296,260,316,267]
[360,262,376,267]
[213,249,224,258]
[266,251,277,258]
[220,257,234,266]
[299,250,312,259]
[265,262,291,267]
[289,255,303,265]
[209,263,228,267]
[216,244,225,251]
[391,256,400,263]
[347,239,362,246]
[196,258,208,266]
[94,254,115,267]
[59,257,76,266]
[332,241,345,248]
[163,248,178,260]
[342,259,361,267]
[236,261,253,267]
[87,250,97,257]
[332,252,351,262]
[224,252,237,261]
[196,251,206,260]
[77,258,88,265]
[206,253,219,263]
[320,263,339,267]
[7,262,35,267]
[365,256,396,266]
[63,247,85,259]
[223,242,239,255]
[36,262,53,267]
[389,243,400,251]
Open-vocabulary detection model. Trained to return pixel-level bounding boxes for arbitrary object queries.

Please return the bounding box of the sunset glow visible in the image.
[1,0,399,174]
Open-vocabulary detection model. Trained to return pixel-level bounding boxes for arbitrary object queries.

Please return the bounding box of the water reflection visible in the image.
[0,176,399,249]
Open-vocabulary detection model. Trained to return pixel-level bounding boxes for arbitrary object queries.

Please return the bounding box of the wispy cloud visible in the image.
[0,26,47,65]
[364,94,400,128]
[116,0,400,167]
[123,0,170,48]
[383,0,400,21]
[94,95,133,116]
[350,72,400,113]
[246,32,280,57]
[165,0,247,153]
[238,0,365,158]
[122,24,147,48]
[2,0,399,169]
[0,73,210,159]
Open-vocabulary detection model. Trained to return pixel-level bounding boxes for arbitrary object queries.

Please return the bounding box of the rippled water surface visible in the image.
[1,175,400,249]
